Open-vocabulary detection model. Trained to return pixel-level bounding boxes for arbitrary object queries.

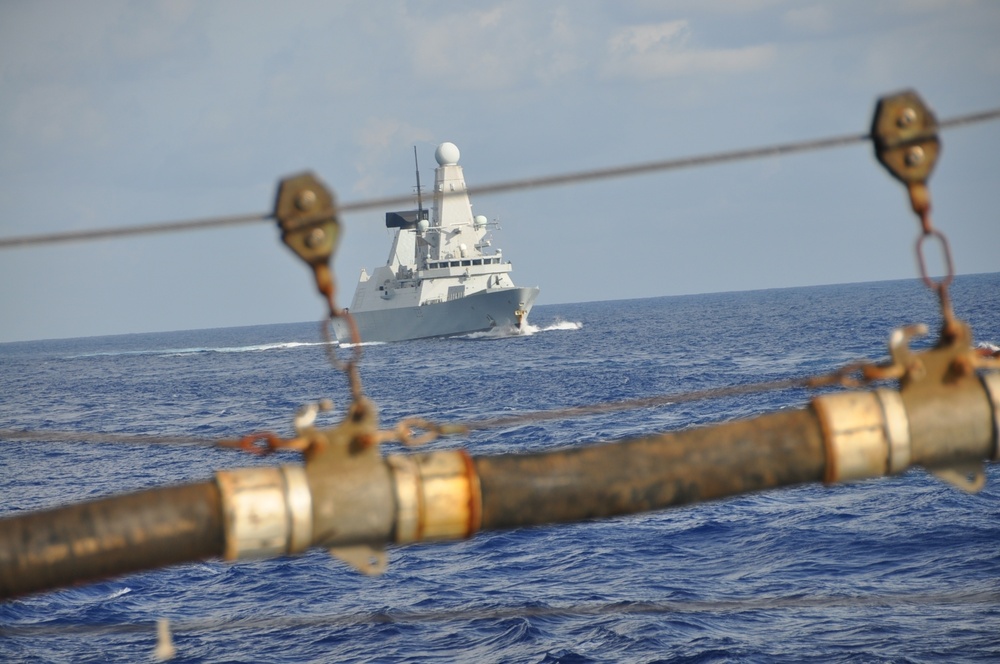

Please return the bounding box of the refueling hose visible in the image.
[1,372,997,600]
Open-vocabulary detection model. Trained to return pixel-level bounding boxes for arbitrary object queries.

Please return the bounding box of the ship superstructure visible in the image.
[332,142,539,343]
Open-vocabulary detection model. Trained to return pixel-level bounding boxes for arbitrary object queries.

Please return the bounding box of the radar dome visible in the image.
[417,218,429,233]
[474,215,487,229]
[435,142,460,166]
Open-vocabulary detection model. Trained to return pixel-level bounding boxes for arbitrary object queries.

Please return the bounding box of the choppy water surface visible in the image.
[1,274,999,662]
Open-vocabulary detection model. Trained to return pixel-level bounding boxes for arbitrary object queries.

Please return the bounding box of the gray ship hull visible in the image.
[333,286,539,343]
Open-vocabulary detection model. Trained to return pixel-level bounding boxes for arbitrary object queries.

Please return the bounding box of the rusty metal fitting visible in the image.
[871,90,940,186]
[216,465,312,560]
[813,390,912,483]
[981,372,1000,460]
[388,450,482,543]
[878,388,912,473]
[273,172,342,316]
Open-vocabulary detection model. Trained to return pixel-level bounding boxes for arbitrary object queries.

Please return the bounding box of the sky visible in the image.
[0,0,998,343]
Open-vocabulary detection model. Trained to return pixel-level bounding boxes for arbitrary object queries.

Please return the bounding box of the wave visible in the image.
[69,341,333,358]
[457,320,582,340]
[165,341,332,355]
[520,320,584,335]
[544,320,583,332]
[335,340,387,349]
[66,324,582,355]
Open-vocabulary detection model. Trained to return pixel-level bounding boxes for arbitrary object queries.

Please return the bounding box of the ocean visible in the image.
[1,273,998,663]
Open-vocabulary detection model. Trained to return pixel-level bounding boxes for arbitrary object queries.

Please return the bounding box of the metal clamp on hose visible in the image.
[813,389,912,483]
[389,450,482,544]
[216,466,313,560]
[982,372,1000,461]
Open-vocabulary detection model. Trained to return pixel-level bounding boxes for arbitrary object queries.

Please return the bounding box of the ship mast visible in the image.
[414,145,427,265]
[414,146,424,224]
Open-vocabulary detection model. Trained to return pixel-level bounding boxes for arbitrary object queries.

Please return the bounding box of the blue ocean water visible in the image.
[1,274,999,663]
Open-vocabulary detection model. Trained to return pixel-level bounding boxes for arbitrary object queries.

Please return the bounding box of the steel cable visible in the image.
[0,428,225,448]
[1,107,997,250]
[1,587,996,638]
[0,212,272,248]
[0,368,857,450]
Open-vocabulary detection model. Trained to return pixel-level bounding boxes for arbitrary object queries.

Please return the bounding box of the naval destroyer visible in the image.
[332,142,539,343]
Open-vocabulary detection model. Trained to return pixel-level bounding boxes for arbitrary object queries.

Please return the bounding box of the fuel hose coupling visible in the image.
[216,466,313,560]
[813,389,912,484]
[388,450,482,544]
[815,374,1000,486]
[982,372,1000,461]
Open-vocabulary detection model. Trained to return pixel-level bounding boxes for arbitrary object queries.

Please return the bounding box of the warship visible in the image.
[332,142,539,343]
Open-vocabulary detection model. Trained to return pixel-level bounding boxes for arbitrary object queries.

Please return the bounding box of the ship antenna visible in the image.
[414,146,425,223]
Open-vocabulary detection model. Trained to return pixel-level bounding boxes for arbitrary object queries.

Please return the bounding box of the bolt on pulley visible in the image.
[871,89,940,197]
[871,90,956,321]
[274,172,341,317]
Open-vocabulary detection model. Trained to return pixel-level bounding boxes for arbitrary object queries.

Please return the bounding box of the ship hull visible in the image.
[332,286,539,343]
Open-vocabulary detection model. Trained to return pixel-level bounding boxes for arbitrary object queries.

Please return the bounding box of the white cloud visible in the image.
[353,118,433,194]
[535,5,584,83]
[603,20,776,79]
[610,19,691,56]
[405,6,526,90]
[402,2,586,91]
[622,0,789,14]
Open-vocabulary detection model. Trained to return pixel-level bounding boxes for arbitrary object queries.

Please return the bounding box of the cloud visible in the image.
[603,20,776,79]
[402,3,585,91]
[621,0,789,14]
[405,6,526,90]
[353,118,433,194]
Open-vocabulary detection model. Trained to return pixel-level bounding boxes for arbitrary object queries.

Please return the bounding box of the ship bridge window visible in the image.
[461,260,471,266]
[450,260,460,267]
[473,259,482,266]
